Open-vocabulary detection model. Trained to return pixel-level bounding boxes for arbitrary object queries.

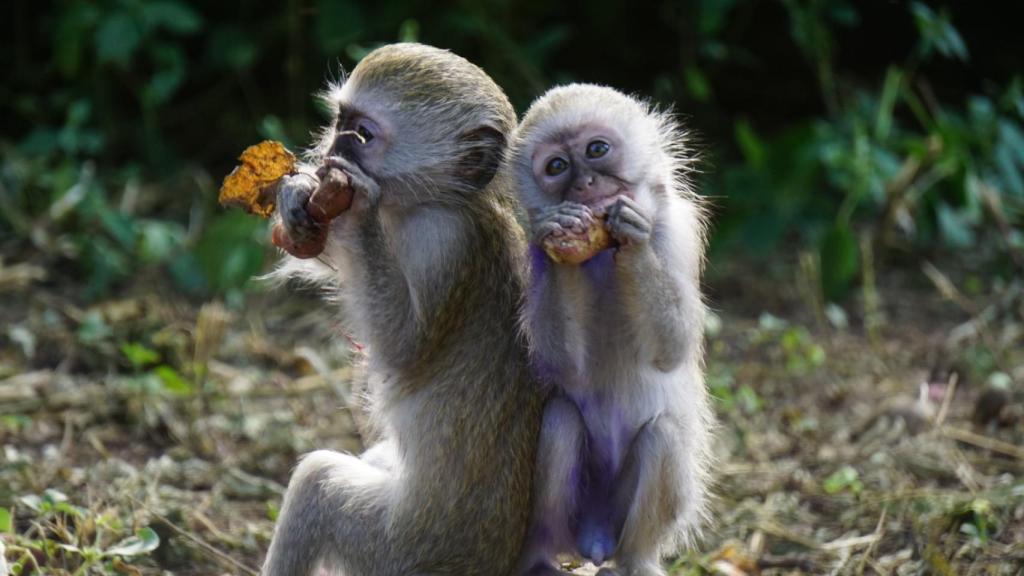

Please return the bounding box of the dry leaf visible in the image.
[219,140,297,218]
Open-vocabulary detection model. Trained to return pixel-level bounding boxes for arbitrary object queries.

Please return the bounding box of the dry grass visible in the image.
[0,259,1021,575]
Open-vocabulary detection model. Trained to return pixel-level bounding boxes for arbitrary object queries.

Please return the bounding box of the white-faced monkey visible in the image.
[511,84,714,576]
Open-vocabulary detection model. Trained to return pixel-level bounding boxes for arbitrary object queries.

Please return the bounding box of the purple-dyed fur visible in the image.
[527,244,641,566]
[562,391,638,564]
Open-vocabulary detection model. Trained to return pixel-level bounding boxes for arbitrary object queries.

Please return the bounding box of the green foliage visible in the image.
[3,0,1021,302]
[0,507,11,533]
[955,499,995,544]
[752,314,827,375]
[823,465,863,495]
[4,490,159,574]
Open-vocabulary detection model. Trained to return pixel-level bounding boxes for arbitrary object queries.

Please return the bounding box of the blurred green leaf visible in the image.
[54,2,99,76]
[398,19,420,43]
[138,220,186,264]
[684,67,712,103]
[102,527,160,557]
[736,384,762,414]
[142,1,203,35]
[819,224,859,299]
[734,119,765,168]
[912,2,968,62]
[154,365,193,395]
[193,212,267,294]
[95,12,141,66]
[0,507,11,533]
[77,311,113,343]
[823,465,863,494]
[206,26,258,71]
[936,202,975,247]
[143,44,187,106]
[316,0,366,54]
[121,342,160,369]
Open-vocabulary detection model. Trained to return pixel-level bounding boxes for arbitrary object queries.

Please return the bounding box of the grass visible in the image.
[0,252,1022,575]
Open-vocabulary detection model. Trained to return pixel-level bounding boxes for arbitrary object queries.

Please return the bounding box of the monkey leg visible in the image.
[261,449,399,576]
[574,439,620,565]
[602,416,689,576]
[518,396,586,576]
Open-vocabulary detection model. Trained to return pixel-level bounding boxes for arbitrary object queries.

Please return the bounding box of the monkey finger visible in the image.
[277,176,321,244]
[607,208,652,245]
[556,202,595,224]
[609,197,652,232]
[549,213,589,233]
[533,221,567,243]
[323,156,382,206]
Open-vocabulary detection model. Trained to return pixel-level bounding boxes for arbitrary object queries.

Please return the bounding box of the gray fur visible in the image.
[262,43,542,576]
[511,84,715,575]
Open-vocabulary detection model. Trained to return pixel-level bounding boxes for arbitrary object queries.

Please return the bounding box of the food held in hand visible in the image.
[270,166,355,259]
[308,168,353,223]
[271,222,327,259]
[542,221,614,265]
[218,140,297,218]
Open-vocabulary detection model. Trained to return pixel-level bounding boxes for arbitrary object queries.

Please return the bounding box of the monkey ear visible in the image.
[456,127,506,190]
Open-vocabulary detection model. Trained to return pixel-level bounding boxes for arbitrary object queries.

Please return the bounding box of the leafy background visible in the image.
[5,0,1022,301]
[1,1,1023,574]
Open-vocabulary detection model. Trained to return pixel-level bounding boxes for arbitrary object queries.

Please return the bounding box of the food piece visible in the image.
[308,168,353,223]
[270,167,355,259]
[271,222,327,259]
[219,140,297,218]
[542,221,614,265]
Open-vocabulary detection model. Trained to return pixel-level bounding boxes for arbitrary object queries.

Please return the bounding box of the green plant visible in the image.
[2,490,160,575]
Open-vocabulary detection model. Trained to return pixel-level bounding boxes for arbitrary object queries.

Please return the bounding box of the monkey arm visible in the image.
[607,197,701,373]
[524,245,573,382]
[614,240,701,373]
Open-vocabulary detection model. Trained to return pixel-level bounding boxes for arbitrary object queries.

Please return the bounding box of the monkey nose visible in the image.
[573,174,596,191]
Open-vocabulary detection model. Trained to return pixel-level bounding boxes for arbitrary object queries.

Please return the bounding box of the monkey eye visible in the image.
[585,140,610,159]
[356,124,375,143]
[545,157,569,176]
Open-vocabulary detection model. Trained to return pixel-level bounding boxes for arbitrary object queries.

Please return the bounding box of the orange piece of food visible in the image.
[218,140,297,218]
[542,221,614,265]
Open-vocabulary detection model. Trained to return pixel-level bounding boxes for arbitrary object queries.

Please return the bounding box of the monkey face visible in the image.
[317,44,516,207]
[330,104,391,177]
[514,84,674,218]
[530,125,631,211]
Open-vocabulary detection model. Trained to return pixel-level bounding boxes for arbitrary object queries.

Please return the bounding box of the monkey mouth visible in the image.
[587,189,631,216]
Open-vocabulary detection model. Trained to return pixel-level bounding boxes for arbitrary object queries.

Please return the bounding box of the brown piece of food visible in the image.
[542,221,614,265]
[308,168,353,223]
[271,222,327,259]
[218,140,297,218]
[270,167,355,259]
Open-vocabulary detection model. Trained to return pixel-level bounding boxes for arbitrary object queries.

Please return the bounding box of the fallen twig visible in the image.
[0,367,352,415]
[941,426,1024,461]
[129,496,259,576]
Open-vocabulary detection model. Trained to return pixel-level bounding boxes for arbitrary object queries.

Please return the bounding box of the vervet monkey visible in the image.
[263,43,543,576]
[510,84,714,576]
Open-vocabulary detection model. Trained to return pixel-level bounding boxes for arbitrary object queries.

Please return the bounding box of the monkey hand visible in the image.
[531,202,596,245]
[605,195,652,247]
[272,173,327,259]
[324,156,382,211]
[535,202,615,265]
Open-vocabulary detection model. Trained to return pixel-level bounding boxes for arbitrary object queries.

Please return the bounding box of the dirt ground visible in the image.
[1,253,1022,575]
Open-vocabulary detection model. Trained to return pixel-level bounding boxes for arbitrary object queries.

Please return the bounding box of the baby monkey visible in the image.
[511,85,714,576]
